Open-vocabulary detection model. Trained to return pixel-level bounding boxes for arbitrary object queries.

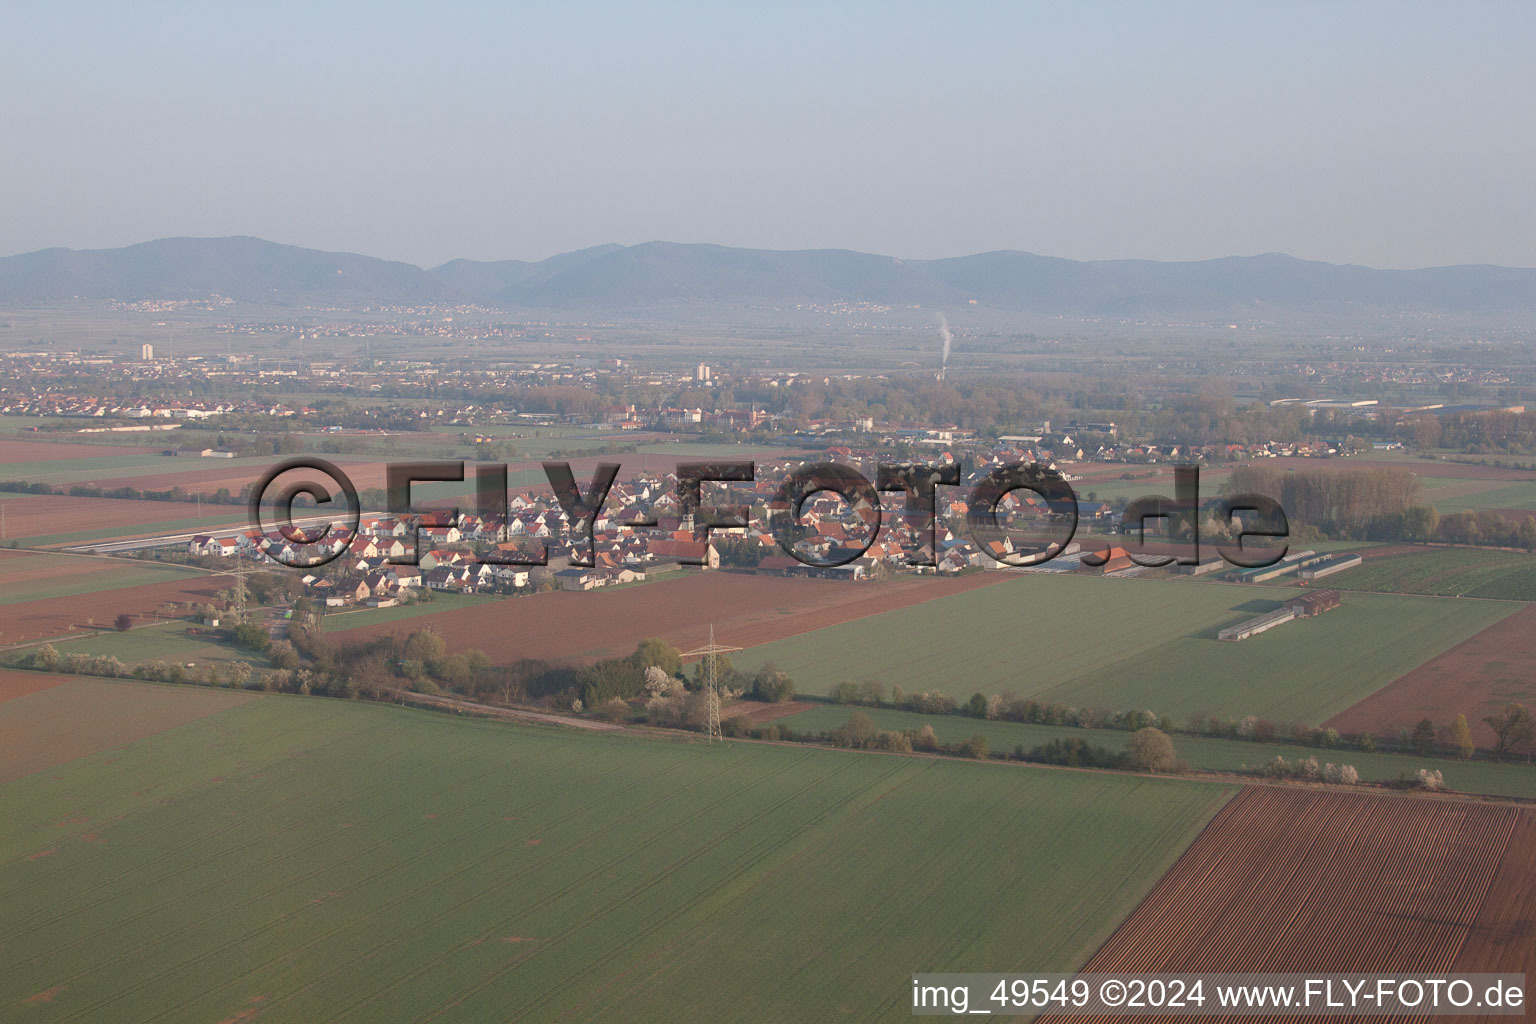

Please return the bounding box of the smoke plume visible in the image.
[937,313,952,380]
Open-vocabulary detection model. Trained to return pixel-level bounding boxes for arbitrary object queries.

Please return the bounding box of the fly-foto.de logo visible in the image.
[246,458,1289,573]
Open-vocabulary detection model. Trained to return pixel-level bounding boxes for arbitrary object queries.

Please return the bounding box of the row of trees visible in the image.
[1222,464,1536,549]
[1018,728,1181,773]
[1224,464,1425,538]
[1406,409,1536,455]
[821,678,1534,762]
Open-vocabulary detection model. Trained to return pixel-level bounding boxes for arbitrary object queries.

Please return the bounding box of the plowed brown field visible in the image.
[333,570,1014,664]
[0,494,241,540]
[0,440,159,462]
[1325,604,1536,748]
[0,576,231,643]
[0,668,70,704]
[1452,810,1536,975]
[1041,786,1532,1024]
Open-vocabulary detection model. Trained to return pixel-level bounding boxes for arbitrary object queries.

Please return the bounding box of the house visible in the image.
[488,566,531,588]
[647,539,719,568]
[553,568,603,591]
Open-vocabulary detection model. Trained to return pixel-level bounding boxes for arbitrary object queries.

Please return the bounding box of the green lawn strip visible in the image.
[768,703,1536,800]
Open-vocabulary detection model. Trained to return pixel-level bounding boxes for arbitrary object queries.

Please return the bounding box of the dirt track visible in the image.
[334,570,1014,665]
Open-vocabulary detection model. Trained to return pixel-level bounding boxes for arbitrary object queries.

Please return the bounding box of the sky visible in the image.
[3,1,1535,269]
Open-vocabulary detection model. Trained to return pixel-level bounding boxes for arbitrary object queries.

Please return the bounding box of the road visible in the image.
[61,513,353,555]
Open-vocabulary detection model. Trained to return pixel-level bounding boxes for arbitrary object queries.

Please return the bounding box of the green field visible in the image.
[770,704,1536,799]
[1420,476,1536,513]
[320,591,499,631]
[22,514,252,549]
[14,620,272,671]
[1325,547,1536,600]
[731,574,1518,724]
[0,452,178,480]
[0,687,1233,1022]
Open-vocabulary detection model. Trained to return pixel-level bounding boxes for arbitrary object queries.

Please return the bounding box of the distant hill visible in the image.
[5,236,1536,316]
[430,243,623,298]
[0,236,458,306]
[436,244,1536,316]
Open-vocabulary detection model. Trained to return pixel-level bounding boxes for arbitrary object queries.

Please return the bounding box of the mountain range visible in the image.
[4,236,1536,317]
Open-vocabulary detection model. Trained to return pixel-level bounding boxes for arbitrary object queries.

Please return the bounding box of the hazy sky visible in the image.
[4,1,1535,268]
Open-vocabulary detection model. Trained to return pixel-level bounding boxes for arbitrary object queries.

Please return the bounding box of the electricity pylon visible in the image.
[680,625,741,742]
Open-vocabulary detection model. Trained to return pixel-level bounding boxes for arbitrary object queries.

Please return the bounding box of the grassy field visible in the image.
[730,574,1518,724]
[1325,547,1536,600]
[319,591,499,631]
[0,688,1233,1022]
[770,704,1536,800]
[7,620,273,671]
[1421,477,1536,513]
[0,452,177,480]
[22,514,252,548]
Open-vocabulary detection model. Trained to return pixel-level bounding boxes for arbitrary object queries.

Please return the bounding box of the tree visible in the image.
[959,732,989,759]
[114,613,133,632]
[829,711,878,748]
[1126,727,1178,773]
[1483,703,1534,761]
[403,625,446,664]
[231,622,271,652]
[631,637,681,677]
[268,640,299,671]
[1411,718,1436,756]
[642,665,672,697]
[1449,714,1475,760]
[36,643,61,672]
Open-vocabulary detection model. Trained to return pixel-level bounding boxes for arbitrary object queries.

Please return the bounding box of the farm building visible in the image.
[1218,589,1341,641]
[1077,545,1135,574]
[1217,607,1296,641]
[1283,589,1341,617]
[1174,555,1226,576]
[1228,549,1318,583]
[1297,554,1362,580]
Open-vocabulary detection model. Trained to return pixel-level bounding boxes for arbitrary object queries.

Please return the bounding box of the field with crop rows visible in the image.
[1038,787,1535,1024]
[1326,603,1536,748]
[731,574,1518,726]
[1323,546,1536,600]
[0,688,1233,1022]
